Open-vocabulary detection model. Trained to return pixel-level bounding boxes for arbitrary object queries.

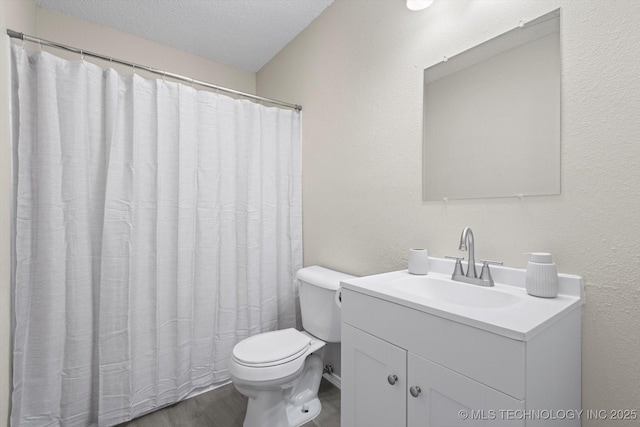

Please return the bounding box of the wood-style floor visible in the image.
[117,378,340,427]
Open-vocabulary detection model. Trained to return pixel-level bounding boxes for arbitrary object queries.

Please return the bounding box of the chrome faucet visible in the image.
[459,227,477,279]
[445,227,502,287]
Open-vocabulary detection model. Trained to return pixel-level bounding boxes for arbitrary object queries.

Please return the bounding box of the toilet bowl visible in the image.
[229,266,354,427]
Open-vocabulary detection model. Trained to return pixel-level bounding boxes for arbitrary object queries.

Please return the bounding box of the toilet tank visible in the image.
[296,266,355,343]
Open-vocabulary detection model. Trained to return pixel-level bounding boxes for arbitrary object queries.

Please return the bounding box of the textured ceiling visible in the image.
[35,0,334,72]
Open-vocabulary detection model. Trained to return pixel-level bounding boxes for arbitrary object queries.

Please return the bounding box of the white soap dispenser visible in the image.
[525,252,559,298]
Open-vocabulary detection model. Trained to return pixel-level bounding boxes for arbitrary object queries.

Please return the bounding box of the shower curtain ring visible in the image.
[80,50,84,62]
[132,64,136,74]
[163,71,166,82]
[38,40,42,51]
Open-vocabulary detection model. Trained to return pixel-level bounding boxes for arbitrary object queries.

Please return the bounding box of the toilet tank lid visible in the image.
[296,265,356,290]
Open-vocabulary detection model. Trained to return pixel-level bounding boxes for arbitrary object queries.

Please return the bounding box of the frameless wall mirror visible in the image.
[423,9,561,201]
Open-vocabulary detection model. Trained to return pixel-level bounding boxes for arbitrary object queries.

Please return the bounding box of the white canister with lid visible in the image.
[525,252,559,298]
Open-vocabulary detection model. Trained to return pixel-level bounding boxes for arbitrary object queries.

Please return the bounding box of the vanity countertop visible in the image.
[340,257,583,341]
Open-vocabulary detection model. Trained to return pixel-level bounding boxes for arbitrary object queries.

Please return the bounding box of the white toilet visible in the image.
[229,265,354,427]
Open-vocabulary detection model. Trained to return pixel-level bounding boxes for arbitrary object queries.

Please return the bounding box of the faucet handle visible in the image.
[445,256,465,278]
[479,260,502,286]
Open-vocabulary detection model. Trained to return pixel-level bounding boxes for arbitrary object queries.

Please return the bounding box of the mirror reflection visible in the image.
[423,9,561,201]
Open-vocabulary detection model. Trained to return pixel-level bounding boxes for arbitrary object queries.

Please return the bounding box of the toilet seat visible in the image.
[233,328,311,367]
[229,329,325,383]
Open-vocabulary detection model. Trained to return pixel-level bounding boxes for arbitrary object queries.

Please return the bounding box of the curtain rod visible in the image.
[6,29,302,112]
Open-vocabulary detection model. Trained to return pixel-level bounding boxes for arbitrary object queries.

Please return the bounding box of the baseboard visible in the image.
[322,372,341,389]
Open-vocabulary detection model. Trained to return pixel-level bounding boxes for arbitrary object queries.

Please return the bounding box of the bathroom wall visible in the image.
[257,0,640,425]
[0,3,257,424]
[34,7,256,94]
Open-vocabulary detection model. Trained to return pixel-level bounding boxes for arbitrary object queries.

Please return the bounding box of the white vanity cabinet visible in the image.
[340,263,583,427]
[407,352,524,427]
[341,324,407,427]
[342,322,524,427]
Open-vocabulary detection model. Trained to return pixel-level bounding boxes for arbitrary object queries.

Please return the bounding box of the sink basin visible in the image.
[340,258,584,340]
[389,275,522,309]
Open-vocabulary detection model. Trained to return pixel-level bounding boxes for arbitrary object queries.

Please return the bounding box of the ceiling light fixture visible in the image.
[406,0,434,11]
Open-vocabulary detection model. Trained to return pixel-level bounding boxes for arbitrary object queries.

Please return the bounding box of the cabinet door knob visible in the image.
[387,374,398,385]
[409,386,422,397]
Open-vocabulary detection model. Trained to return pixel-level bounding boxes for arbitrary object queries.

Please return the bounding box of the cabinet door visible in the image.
[342,324,407,427]
[407,353,524,427]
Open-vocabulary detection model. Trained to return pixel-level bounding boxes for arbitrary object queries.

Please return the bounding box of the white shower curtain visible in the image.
[10,42,302,426]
